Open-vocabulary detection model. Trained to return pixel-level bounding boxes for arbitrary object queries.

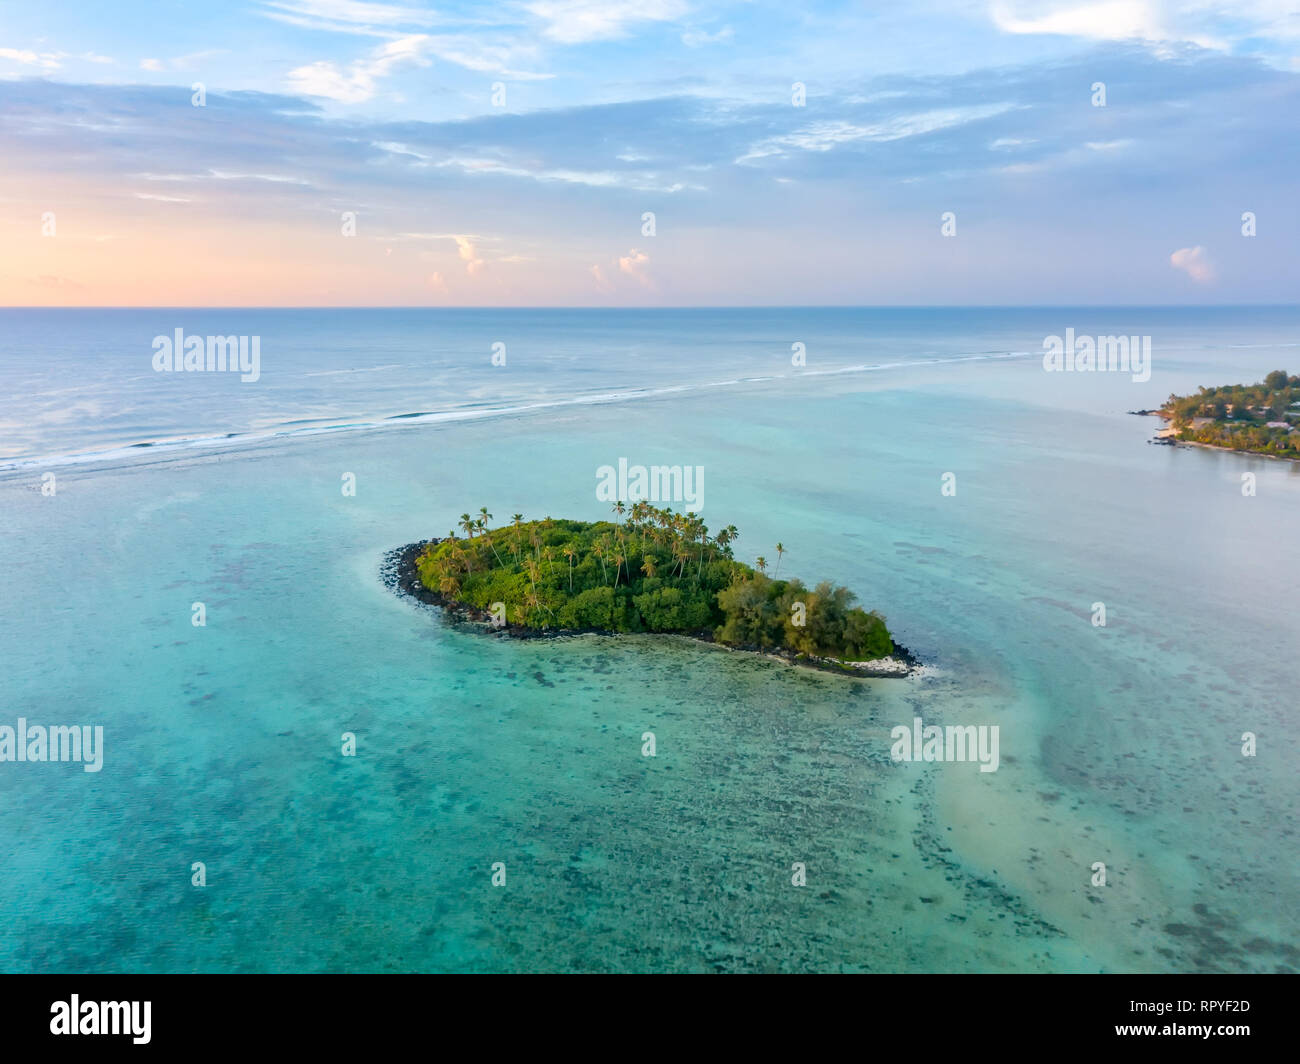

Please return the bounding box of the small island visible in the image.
[385,504,919,677]
[1143,369,1300,458]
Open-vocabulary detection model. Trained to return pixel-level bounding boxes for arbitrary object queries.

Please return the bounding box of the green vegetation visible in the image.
[415,503,895,662]
[1160,370,1300,457]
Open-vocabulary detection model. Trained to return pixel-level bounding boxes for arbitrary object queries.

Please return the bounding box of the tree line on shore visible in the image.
[1161,370,1300,456]
[415,502,894,662]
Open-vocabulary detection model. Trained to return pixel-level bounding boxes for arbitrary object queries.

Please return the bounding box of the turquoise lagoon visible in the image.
[0,308,1296,972]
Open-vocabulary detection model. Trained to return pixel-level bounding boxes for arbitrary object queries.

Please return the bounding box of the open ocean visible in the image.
[1,306,1296,972]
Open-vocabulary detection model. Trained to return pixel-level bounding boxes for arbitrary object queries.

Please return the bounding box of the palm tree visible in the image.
[632,501,651,547]
[673,543,690,579]
[593,540,607,583]
[656,507,673,540]
[641,556,658,580]
[685,513,707,580]
[459,513,476,539]
[540,516,554,559]
[523,561,554,622]
[511,514,524,563]
[774,542,785,575]
[612,550,626,587]
[473,517,501,567]
[452,541,472,574]
[755,556,768,574]
[563,546,577,590]
[478,513,505,568]
[438,574,461,597]
[612,500,626,521]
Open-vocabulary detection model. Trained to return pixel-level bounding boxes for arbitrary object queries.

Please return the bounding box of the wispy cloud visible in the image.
[987,0,1299,53]
[681,25,732,48]
[991,1,1176,43]
[736,104,1018,163]
[288,33,431,102]
[260,0,440,37]
[525,0,690,44]
[0,47,65,69]
[138,50,225,72]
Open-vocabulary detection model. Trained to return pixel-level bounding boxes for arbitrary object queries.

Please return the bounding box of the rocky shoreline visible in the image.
[1129,409,1300,459]
[382,539,923,679]
[1130,409,1179,446]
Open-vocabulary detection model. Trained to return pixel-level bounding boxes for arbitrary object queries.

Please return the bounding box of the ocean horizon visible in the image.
[6,304,1299,462]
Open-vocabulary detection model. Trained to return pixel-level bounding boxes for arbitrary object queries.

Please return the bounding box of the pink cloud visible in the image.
[1170,245,1214,283]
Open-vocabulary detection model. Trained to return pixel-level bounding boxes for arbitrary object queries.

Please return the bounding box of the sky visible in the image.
[2,0,1298,306]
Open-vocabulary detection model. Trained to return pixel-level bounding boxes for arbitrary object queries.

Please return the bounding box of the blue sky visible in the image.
[3,1,1298,305]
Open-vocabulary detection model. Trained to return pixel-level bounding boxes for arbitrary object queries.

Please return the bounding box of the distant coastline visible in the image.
[1133,369,1300,461]
[1137,411,1300,462]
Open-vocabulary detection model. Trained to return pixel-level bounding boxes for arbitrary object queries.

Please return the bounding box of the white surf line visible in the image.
[0,350,1039,473]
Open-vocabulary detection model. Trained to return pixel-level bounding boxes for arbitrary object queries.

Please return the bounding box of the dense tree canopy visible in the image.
[1161,371,1300,457]
[415,503,894,662]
